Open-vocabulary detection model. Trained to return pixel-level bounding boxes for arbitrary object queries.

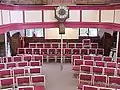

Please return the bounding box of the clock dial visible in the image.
[55,6,69,19]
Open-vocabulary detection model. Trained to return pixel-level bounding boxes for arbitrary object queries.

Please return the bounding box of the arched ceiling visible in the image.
[1,0,120,5]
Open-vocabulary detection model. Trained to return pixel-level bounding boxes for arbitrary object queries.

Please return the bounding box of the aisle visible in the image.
[43,63,77,90]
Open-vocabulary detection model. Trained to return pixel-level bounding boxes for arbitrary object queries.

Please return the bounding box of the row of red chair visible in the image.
[78,73,120,89]
[0,75,45,90]
[72,55,112,64]
[82,85,116,90]
[0,55,43,64]
[81,84,116,90]
[17,48,104,56]
[29,42,98,48]
[0,61,42,70]
[73,59,120,70]
[0,66,42,78]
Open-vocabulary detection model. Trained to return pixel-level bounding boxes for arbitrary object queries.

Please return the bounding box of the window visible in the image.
[26,28,44,37]
[79,28,98,37]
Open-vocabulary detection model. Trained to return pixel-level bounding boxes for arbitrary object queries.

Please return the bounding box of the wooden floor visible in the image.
[43,63,77,90]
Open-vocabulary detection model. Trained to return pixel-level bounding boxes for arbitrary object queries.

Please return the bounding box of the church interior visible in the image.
[0,0,120,90]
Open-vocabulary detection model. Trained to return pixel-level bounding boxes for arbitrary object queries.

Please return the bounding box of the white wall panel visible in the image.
[101,10,114,23]
[10,30,25,37]
[115,10,120,24]
[82,10,99,22]
[67,10,80,22]
[25,10,42,22]
[0,10,2,25]
[45,28,79,39]
[10,10,23,23]
[2,10,10,24]
[44,10,57,22]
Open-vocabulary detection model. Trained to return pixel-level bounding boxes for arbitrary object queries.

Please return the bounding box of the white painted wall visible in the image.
[9,30,25,37]
[98,29,113,38]
[45,28,79,39]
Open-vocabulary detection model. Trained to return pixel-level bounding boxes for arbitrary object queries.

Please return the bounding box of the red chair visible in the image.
[78,73,92,89]
[97,48,104,55]
[0,69,12,78]
[76,43,83,48]
[56,48,64,62]
[31,75,45,90]
[29,66,42,75]
[116,68,120,76]
[81,48,88,55]
[16,76,30,86]
[84,60,94,66]
[93,56,102,61]
[41,48,48,57]
[29,61,41,66]
[7,57,13,63]
[33,55,43,66]
[82,85,98,90]
[91,43,98,48]
[68,43,75,48]
[6,62,17,69]
[93,66,104,75]
[83,55,92,60]
[72,48,80,55]
[71,55,81,64]
[23,55,32,62]
[52,43,59,48]
[95,61,105,67]
[44,43,51,48]
[33,48,40,54]
[117,57,120,63]
[0,77,14,89]
[18,86,34,90]
[89,48,96,55]
[93,75,107,87]
[104,67,116,76]
[108,76,120,89]
[82,39,91,45]
[37,43,44,48]
[72,59,83,71]
[2,57,7,63]
[25,48,32,54]
[17,61,28,67]
[13,68,25,76]
[13,56,22,62]
[60,43,67,48]
[48,48,56,62]
[64,48,72,60]
[80,65,92,74]
[29,43,36,48]
[0,63,6,70]
[106,62,117,68]
[103,56,112,62]
[17,48,25,54]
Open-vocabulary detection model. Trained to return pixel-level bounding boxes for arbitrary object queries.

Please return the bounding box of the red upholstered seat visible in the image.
[33,48,40,54]
[82,85,98,90]
[103,56,112,62]
[78,73,92,89]
[17,61,28,67]
[0,63,5,70]
[34,86,45,90]
[93,66,103,75]
[68,43,75,48]
[37,43,44,48]
[72,66,80,71]
[83,55,92,60]
[95,61,105,67]
[94,56,102,61]
[76,43,83,48]
[29,43,36,48]
[0,77,14,88]
[72,48,80,55]
[97,48,104,55]
[89,48,96,55]
[84,60,94,66]
[44,43,51,48]
[104,67,115,76]
[91,43,98,48]
[25,48,32,54]
[18,86,34,90]
[51,43,59,48]
[6,62,16,69]
[80,65,92,74]
[13,56,22,62]
[71,55,81,64]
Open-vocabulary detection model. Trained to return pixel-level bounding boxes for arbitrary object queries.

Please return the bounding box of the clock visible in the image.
[55,6,69,22]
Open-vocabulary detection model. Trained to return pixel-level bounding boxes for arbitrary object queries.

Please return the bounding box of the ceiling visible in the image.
[1,0,120,5]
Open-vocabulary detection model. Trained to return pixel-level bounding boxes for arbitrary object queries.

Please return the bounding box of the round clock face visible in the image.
[56,6,69,19]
